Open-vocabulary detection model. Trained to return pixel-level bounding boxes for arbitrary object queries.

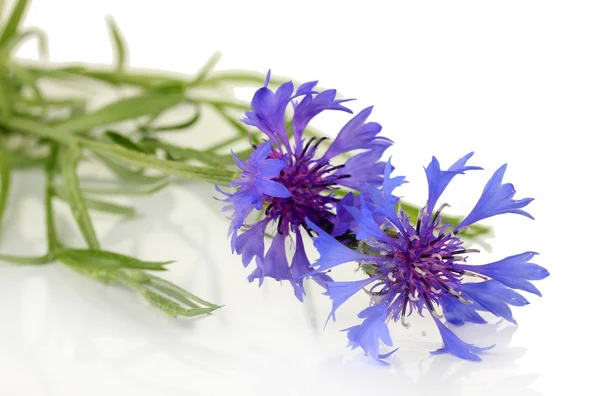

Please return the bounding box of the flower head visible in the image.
[218,72,393,300]
[308,154,548,362]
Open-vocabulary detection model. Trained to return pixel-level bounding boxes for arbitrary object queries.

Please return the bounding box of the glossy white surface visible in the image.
[1,1,597,395]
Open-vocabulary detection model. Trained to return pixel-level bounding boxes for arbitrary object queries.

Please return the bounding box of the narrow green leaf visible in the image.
[21,63,186,88]
[45,145,60,252]
[95,154,165,185]
[8,64,45,109]
[0,139,11,229]
[140,138,227,168]
[80,198,136,217]
[78,179,169,196]
[54,93,185,133]
[0,79,13,117]
[195,98,250,111]
[86,142,236,184]
[54,186,136,217]
[0,0,30,46]
[104,131,149,153]
[146,274,220,308]
[139,107,200,133]
[201,70,289,87]
[0,117,235,185]
[211,104,249,136]
[60,144,100,249]
[148,284,200,308]
[105,15,128,72]
[0,254,52,265]
[190,51,222,86]
[0,27,49,59]
[57,249,172,271]
[143,290,220,317]
[9,152,47,169]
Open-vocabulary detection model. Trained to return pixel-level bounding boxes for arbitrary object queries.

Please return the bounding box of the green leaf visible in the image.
[202,70,289,87]
[190,51,222,86]
[54,93,185,133]
[9,152,47,169]
[0,139,11,229]
[86,141,236,184]
[0,78,13,117]
[140,138,228,168]
[0,0,30,46]
[0,254,52,265]
[139,106,200,133]
[60,144,100,249]
[95,154,166,185]
[145,274,220,308]
[54,186,136,217]
[0,117,236,185]
[45,145,60,252]
[78,179,169,196]
[211,104,249,137]
[0,27,49,59]
[104,130,149,153]
[97,269,221,317]
[8,64,45,109]
[143,290,220,317]
[57,248,172,271]
[105,15,128,72]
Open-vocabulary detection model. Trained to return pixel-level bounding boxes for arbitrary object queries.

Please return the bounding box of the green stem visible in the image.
[0,117,236,185]
[45,144,60,255]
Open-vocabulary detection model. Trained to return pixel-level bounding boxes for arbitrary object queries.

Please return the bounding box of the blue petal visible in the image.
[360,159,406,231]
[290,230,311,279]
[438,293,487,326]
[292,89,352,155]
[294,80,318,96]
[248,141,273,165]
[322,106,393,160]
[454,252,549,297]
[425,152,482,214]
[334,150,388,190]
[324,276,382,323]
[235,219,269,267]
[255,179,291,198]
[231,151,253,172]
[331,192,359,237]
[305,219,387,273]
[258,158,287,179]
[382,159,407,200]
[288,230,312,302]
[461,280,529,325]
[262,232,291,281]
[345,195,395,243]
[457,164,534,229]
[431,316,494,362]
[343,303,394,361]
[247,258,265,286]
[242,80,293,152]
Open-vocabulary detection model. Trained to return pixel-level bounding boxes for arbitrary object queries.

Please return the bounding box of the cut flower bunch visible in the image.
[0,0,543,364]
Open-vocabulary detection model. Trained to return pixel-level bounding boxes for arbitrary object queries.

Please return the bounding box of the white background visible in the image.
[1,1,598,395]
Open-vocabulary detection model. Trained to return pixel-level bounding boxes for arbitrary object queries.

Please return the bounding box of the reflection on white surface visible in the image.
[1,171,543,396]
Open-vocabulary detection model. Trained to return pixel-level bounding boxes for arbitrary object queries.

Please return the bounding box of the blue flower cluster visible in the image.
[218,73,548,363]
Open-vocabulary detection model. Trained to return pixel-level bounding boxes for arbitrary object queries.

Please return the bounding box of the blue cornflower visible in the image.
[307,154,549,362]
[218,72,393,300]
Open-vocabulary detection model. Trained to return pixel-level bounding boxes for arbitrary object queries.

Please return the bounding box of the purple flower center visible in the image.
[264,137,350,234]
[364,205,485,326]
